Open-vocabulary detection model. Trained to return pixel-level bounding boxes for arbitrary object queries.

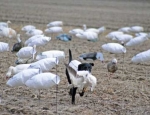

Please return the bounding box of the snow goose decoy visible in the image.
[125,34,149,47]
[107,58,118,78]
[6,69,40,87]
[11,34,23,52]
[79,52,104,62]
[21,25,36,32]
[47,21,63,27]
[76,31,98,42]
[0,42,9,52]
[130,26,144,33]
[28,58,59,73]
[15,45,36,64]
[25,72,60,100]
[36,50,65,61]
[6,64,31,79]
[27,36,51,47]
[118,27,131,33]
[105,31,124,40]
[45,27,63,34]
[26,29,43,37]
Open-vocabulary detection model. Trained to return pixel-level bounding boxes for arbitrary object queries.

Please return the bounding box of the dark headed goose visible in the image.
[107,58,118,77]
[11,34,23,52]
[79,52,104,62]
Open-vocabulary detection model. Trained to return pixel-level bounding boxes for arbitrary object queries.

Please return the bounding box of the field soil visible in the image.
[0,0,150,115]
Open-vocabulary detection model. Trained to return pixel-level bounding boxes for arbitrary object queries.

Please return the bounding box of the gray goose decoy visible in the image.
[11,34,23,52]
[107,58,118,77]
[79,52,104,62]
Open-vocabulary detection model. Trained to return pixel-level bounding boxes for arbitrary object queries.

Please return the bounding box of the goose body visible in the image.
[16,45,36,59]
[69,28,84,35]
[130,26,144,33]
[26,29,43,37]
[27,36,51,47]
[0,27,16,38]
[118,27,131,33]
[6,64,31,78]
[36,50,65,61]
[21,25,36,32]
[76,31,98,42]
[24,35,44,46]
[131,49,150,63]
[45,27,63,34]
[25,72,60,89]
[106,31,124,40]
[6,69,39,87]
[28,58,59,72]
[102,43,126,54]
[113,34,133,43]
[125,35,149,47]
[47,21,63,27]
[0,42,9,52]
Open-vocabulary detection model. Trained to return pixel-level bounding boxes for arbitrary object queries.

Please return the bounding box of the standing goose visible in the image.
[11,34,23,52]
[107,58,118,78]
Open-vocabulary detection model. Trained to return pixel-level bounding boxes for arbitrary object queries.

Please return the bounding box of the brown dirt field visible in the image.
[0,0,150,115]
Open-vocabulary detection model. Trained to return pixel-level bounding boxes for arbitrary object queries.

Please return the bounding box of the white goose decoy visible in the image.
[24,35,44,46]
[69,28,84,35]
[0,21,11,28]
[27,36,51,47]
[105,31,124,40]
[0,27,16,38]
[130,26,144,33]
[76,31,98,42]
[16,45,36,59]
[47,21,63,27]
[28,58,59,73]
[113,34,133,43]
[6,64,31,78]
[125,34,149,47]
[45,27,63,34]
[21,25,36,32]
[6,69,40,87]
[0,42,9,52]
[83,24,106,34]
[135,32,148,37]
[16,45,36,65]
[131,49,150,63]
[26,29,43,37]
[25,72,60,89]
[118,27,131,33]
[36,50,65,61]
[11,34,23,52]
[102,43,126,54]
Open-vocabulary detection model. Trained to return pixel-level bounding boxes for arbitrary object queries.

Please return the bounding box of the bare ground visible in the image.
[0,0,150,115]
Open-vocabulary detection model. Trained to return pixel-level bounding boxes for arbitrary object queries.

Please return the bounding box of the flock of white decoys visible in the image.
[0,20,150,104]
